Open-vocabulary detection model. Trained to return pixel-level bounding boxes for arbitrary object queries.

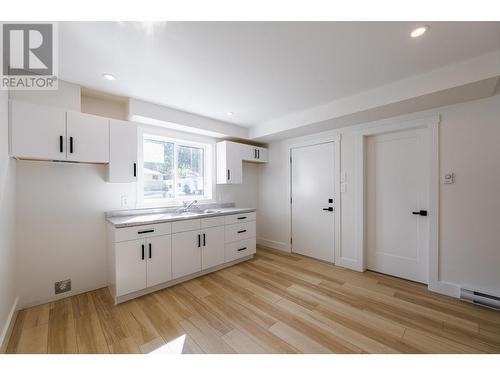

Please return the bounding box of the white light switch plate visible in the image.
[340,183,347,193]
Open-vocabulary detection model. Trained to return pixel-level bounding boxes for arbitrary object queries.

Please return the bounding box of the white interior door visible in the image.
[366,128,429,283]
[291,142,335,262]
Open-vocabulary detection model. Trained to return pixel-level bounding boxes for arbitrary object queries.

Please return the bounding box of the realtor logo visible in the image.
[1,22,58,90]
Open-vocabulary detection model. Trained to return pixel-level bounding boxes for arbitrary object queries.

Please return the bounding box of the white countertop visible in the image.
[107,207,256,228]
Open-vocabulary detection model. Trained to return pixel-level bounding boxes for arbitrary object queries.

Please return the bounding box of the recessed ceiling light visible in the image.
[102,73,116,81]
[226,112,234,116]
[410,26,429,38]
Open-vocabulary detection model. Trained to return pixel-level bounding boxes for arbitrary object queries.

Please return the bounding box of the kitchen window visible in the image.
[138,131,214,206]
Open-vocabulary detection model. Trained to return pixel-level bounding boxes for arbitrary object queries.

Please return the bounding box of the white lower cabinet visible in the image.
[172,225,226,279]
[115,239,147,297]
[114,234,172,297]
[108,212,256,303]
[146,235,172,287]
[202,226,225,270]
[172,230,203,279]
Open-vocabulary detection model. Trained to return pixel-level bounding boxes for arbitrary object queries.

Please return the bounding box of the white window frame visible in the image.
[137,126,216,208]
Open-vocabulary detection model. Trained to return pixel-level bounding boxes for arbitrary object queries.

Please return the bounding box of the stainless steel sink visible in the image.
[203,209,222,214]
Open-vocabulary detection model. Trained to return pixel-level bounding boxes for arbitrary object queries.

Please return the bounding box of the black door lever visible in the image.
[412,210,428,216]
[323,207,333,212]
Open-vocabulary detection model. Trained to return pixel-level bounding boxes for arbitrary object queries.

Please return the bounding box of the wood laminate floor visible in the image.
[6,247,500,354]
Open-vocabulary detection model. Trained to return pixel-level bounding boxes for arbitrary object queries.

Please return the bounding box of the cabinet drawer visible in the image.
[225,238,256,262]
[114,222,171,243]
[225,221,256,243]
[224,211,256,225]
[172,219,201,233]
[201,216,225,229]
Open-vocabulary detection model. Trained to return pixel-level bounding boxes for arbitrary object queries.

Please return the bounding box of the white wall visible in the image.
[0,90,18,349]
[258,94,500,295]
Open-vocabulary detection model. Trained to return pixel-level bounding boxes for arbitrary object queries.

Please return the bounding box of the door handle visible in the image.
[412,210,428,216]
[322,207,333,212]
[149,243,152,259]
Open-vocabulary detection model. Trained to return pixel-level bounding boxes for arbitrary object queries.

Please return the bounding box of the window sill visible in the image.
[136,198,217,210]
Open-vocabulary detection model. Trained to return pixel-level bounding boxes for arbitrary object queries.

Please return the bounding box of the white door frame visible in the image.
[354,115,459,297]
[288,135,341,264]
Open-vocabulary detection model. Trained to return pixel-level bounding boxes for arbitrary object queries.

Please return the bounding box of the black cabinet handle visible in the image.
[203,233,206,246]
[254,149,257,158]
[237,229,247,233]
[133,163,136,177]
[138,229,154,234]
[237,216,247,220]
[412,210,428,216]
[141,244,145,260]
[149,243,152,259]
[69,137,73,153]
[59,136,63,153]
[237,247,247,252]
[323,207,333,211]
[198,234,201,248]
[227,169,230,181]
[257,149,260,159]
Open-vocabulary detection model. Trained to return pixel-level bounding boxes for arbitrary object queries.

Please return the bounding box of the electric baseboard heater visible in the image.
[460,288,500,311]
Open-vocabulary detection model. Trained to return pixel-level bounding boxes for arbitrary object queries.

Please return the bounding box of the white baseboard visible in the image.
[257,238,291,252]
[18,284,108,310]
[428,280,461,298]
[0,296,19,353]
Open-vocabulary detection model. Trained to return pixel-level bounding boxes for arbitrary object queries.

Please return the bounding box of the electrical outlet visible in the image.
[121,195,128,207]
[55,279,71,294]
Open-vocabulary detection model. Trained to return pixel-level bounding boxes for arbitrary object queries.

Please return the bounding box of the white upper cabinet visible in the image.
[216,141,267,184]
[10,100,111,164]
[243,145,268,163]
[10,100,67,161]
[66,111,110,163]
[108,119,137,183]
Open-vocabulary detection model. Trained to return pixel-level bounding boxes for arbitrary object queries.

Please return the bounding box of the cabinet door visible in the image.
[202,226,225,270]
[172,230,202,279]
[146,235,172,288]
[10,101,67,160]
[226,142,243,184]
[108,120,137,182]
[66,111,109,163]
[256,147,268,162]
[115,239,146,296]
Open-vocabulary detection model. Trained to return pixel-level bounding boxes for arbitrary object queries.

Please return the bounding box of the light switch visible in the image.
[443,173,455,184]
[340,183,347,193]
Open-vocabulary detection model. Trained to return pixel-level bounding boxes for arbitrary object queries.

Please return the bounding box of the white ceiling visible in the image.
[59,22,500,127]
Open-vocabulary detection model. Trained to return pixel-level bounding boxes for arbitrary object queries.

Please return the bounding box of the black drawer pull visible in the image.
[227,169,230,181]
[149,243,152,259]
[237,229,247,233]
[237,216,247,220]
[138,229,154,234]
[237,247,247,252]
[141,244,145,260]
[59,136,63,152]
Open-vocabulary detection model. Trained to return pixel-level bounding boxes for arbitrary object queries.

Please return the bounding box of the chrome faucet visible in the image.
[177,200,198,213]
